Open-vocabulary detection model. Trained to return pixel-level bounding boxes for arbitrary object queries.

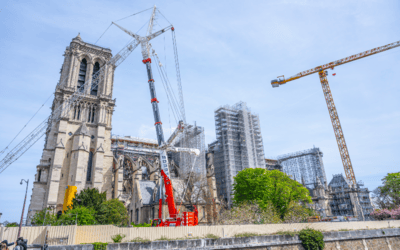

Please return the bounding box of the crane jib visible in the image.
[271,40,400,85]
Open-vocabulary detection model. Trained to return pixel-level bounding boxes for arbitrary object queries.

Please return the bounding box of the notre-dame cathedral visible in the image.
[27,34,219,225]
[27,34,116,221]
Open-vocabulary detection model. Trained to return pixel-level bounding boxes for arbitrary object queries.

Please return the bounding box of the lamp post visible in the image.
[18,179,29,238]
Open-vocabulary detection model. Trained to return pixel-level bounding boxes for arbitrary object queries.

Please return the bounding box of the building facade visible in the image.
[212,101,265,204]
[111,136,219,225]
[27,34,116,221]
[277,147,328,190]
[273,148,373,219]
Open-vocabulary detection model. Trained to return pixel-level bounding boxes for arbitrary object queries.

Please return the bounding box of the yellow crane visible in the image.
[271,40,400,187]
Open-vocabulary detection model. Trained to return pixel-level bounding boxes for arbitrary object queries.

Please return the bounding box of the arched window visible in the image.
[87,105,96,123]
[86,151,93,182]
[73,104,81,120]
[77,58,87,93]
[91,62,100,96]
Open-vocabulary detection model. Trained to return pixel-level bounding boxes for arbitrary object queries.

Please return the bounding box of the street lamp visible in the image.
[18,179,29,238]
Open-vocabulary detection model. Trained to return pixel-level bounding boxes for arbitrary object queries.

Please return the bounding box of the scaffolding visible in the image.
[172,123,206,177]
[328,174,374,218]
[277,147,328,190]
[212,101,265,203]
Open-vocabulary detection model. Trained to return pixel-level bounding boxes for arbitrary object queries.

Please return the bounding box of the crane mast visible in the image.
[271,40,400,220]
[114,7,199,226]
[271,39,400,185]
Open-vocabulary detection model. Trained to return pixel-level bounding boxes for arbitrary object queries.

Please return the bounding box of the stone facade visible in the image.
[307,174,374,219]
[111,136,219,225]
[27,34,116,222]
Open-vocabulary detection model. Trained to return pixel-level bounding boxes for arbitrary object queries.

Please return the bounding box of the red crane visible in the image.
[114,6,199,227]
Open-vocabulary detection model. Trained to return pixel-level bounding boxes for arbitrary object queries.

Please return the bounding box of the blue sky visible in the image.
[0,0,399,223]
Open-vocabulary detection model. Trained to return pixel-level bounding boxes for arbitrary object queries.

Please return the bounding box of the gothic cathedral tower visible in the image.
[27,34,116,221]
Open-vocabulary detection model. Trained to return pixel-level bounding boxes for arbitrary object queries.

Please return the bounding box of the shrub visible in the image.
[370,206,400,220]
[275,230,297,236]
[111,234,126,243]
[130,237,150,243]
[234,232,260,238]
[283,201,317,223]
[5,222,18,227]
[131,222,151,227]
[299,228,324,250]
[155,236,169,241]
[205,234,220,239]
[217,201,281,225]
[92,243,107,250]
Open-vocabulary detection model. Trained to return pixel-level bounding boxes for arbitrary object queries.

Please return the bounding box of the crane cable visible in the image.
[0,94,53,156]
[153,52,183,123]
[154,57,181,124]
[171,29,186,123]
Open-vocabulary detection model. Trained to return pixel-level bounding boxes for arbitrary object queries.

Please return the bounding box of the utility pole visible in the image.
[18,179,29,238]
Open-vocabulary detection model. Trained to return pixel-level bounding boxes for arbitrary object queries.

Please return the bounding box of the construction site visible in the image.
[0,4,398,229]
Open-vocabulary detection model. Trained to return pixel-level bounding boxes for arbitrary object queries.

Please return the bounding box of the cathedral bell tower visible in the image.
[27,34,116,221]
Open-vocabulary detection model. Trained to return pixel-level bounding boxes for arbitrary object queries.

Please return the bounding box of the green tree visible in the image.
[97,199,129,226]
[59,207,97,225]
[30,208,58,226]
[380,172,400,208]
[72,188,106,211]
[232,169,312,218]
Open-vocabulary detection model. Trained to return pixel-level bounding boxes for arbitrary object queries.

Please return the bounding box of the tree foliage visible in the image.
[60,207,97,225]
[217,201,281,225]
[32,189,127,226]
[5,222,19,227]
[97,199,129,226]
[232,169,312,218]
[372,172,400,209]
[72,188,106,211]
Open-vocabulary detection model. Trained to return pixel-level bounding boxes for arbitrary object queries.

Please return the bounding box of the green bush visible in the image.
[111,234,126,243]
[299,228,324,250]
[5,222,18,227]
[130,237,150,243]
[92,242,108,250]
[131,222,151,227]
[234,232,260,238]
[205,234,220,239]
[274,230,297,236]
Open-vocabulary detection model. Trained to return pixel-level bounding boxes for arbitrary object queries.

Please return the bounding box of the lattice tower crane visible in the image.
[271,40,400,186]
[271,40,400,219]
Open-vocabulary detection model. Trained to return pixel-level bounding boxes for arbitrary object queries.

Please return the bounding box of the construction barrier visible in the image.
[0,220,399,246]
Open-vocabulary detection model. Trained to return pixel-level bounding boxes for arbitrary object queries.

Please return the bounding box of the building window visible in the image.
[203,206,205,218]
[87,105,96,123]
[74,104,81,120]
[38,169,42,182]
[86,151,93,182]
[152,207,155,219]
[135,209,139,223]
[91,62,100,96]
[77,59,87,92]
